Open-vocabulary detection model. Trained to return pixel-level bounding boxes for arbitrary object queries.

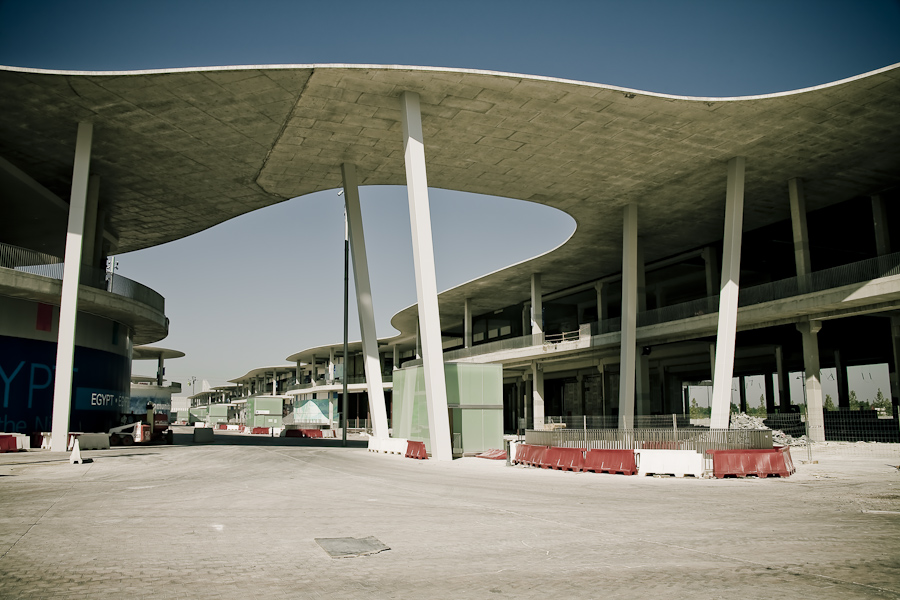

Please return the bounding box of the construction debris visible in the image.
[729,412,808,447]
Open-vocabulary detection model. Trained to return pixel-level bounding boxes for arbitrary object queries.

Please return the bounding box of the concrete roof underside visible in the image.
[2,63,899,347]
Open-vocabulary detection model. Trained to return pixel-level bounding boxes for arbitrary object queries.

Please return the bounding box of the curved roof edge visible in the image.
[4,60,899,103]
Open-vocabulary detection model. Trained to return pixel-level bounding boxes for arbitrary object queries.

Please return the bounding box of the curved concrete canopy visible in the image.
[2,62,899,348]
[132,345,185,361]
[228,365,296,384]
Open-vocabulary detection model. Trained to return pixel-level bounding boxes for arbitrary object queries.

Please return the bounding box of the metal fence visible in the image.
[526,428,772,453]
[546,415,692,429]
[0,241,165,313]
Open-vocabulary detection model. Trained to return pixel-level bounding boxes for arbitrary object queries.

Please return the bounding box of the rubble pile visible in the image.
[729,412,807,447]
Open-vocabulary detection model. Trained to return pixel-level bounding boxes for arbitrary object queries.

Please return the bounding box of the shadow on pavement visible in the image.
[171,432,368,448]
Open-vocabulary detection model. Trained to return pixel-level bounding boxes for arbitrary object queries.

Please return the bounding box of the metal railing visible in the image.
[0,242,165,313]
[526,428,772,453]
[444,253,900,361]
[443,333,544,361]
[545,415,692,429]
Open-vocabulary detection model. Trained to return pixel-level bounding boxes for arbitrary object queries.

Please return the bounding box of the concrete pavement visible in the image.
[1,427,898,599]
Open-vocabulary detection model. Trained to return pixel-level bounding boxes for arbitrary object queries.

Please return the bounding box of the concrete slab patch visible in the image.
[315,536,390,558]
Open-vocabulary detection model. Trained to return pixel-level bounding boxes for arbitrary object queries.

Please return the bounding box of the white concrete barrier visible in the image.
[385,438,408,454]
[226,424,240,431]
[192,428,215,443]
[76,433,111,450]
[508,440,519,463]
[635,449,704,478]
[10,433,30,450]
[367,437,382,453]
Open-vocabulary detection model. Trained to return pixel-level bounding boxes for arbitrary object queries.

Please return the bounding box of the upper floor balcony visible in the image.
[0,241,168,345]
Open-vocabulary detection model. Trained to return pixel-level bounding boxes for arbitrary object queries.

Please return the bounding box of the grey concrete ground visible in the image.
[1,427,898,600]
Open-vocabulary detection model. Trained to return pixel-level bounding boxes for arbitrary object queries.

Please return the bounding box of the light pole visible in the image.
[340,193,349,447]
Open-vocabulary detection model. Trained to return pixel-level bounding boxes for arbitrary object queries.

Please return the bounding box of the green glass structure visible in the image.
[392,363,503,456]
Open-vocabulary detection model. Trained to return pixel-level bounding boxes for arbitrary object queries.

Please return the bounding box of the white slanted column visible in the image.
[788,178,812,292]
[51,122,93,452]
[531,273,543,342]
[464,298,473,349]
[82,175,100,267]
[399,91,452,461]
[710,157,746,430]
[342,163,390,440]
[532,362,544,429]
[618,204,639,430]
[797,320,825,442]
[392,345,399,370]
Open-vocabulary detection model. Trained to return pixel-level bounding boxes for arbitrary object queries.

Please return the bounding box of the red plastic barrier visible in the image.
[0,435,17,453]
[541,447,585,471]
[512,444,533,465]
[251,427,270,435]
[405,440,428,460]
[529,445,548,467]
[303,429,324,438]
[476,449,507,460]
[706,447,795,478]
[583,449,637,475]
[217,424,227,430]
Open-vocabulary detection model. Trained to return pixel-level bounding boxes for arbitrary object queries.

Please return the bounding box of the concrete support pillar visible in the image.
[399,91,452,461]
[775,345,789,410]
[703,246,719,313]
[872,194,900,408]
[532,362,544,429]
[835,350,850,409]
[595,282,607,333]
[576,373,584,415]
[328,349,335,382]
[710,157,746,430]
[464,297,473,349]
[789,178,812,291]
[765,372,775,413]
[82,175,100,267]
[92,208,106,269]
[524,372,532,430]
[342,163,389,440]
[797,320,825,442]
[531,273,543,339]
[310,355,317,383]
[51,122,93,452]
[618,204,638,430]
[392,345,399,370]
[156,355,164,387]
[636,350,651,417]
[738,376,747,413]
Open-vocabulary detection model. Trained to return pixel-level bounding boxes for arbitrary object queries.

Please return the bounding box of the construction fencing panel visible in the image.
[526,428,772,453]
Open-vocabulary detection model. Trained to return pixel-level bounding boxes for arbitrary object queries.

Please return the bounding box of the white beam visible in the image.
[51,121,93,452]
[399,91,452,461]
[532,362,544,429]
[710,157,746,429]
[464,297,473,348]
[531,273,543,338]
[618,204,638,430]
[342,162,389,440]
[797,320,825,442]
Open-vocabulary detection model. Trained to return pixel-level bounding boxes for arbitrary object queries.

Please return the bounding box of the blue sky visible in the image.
[1,0,899,390]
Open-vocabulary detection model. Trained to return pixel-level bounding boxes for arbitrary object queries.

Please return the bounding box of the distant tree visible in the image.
[873,388,891,411]
[849,390,859,410]
[690,398,710,419]
[748,394,767,417]
[730,402,740,414]
[824,394,835,411]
